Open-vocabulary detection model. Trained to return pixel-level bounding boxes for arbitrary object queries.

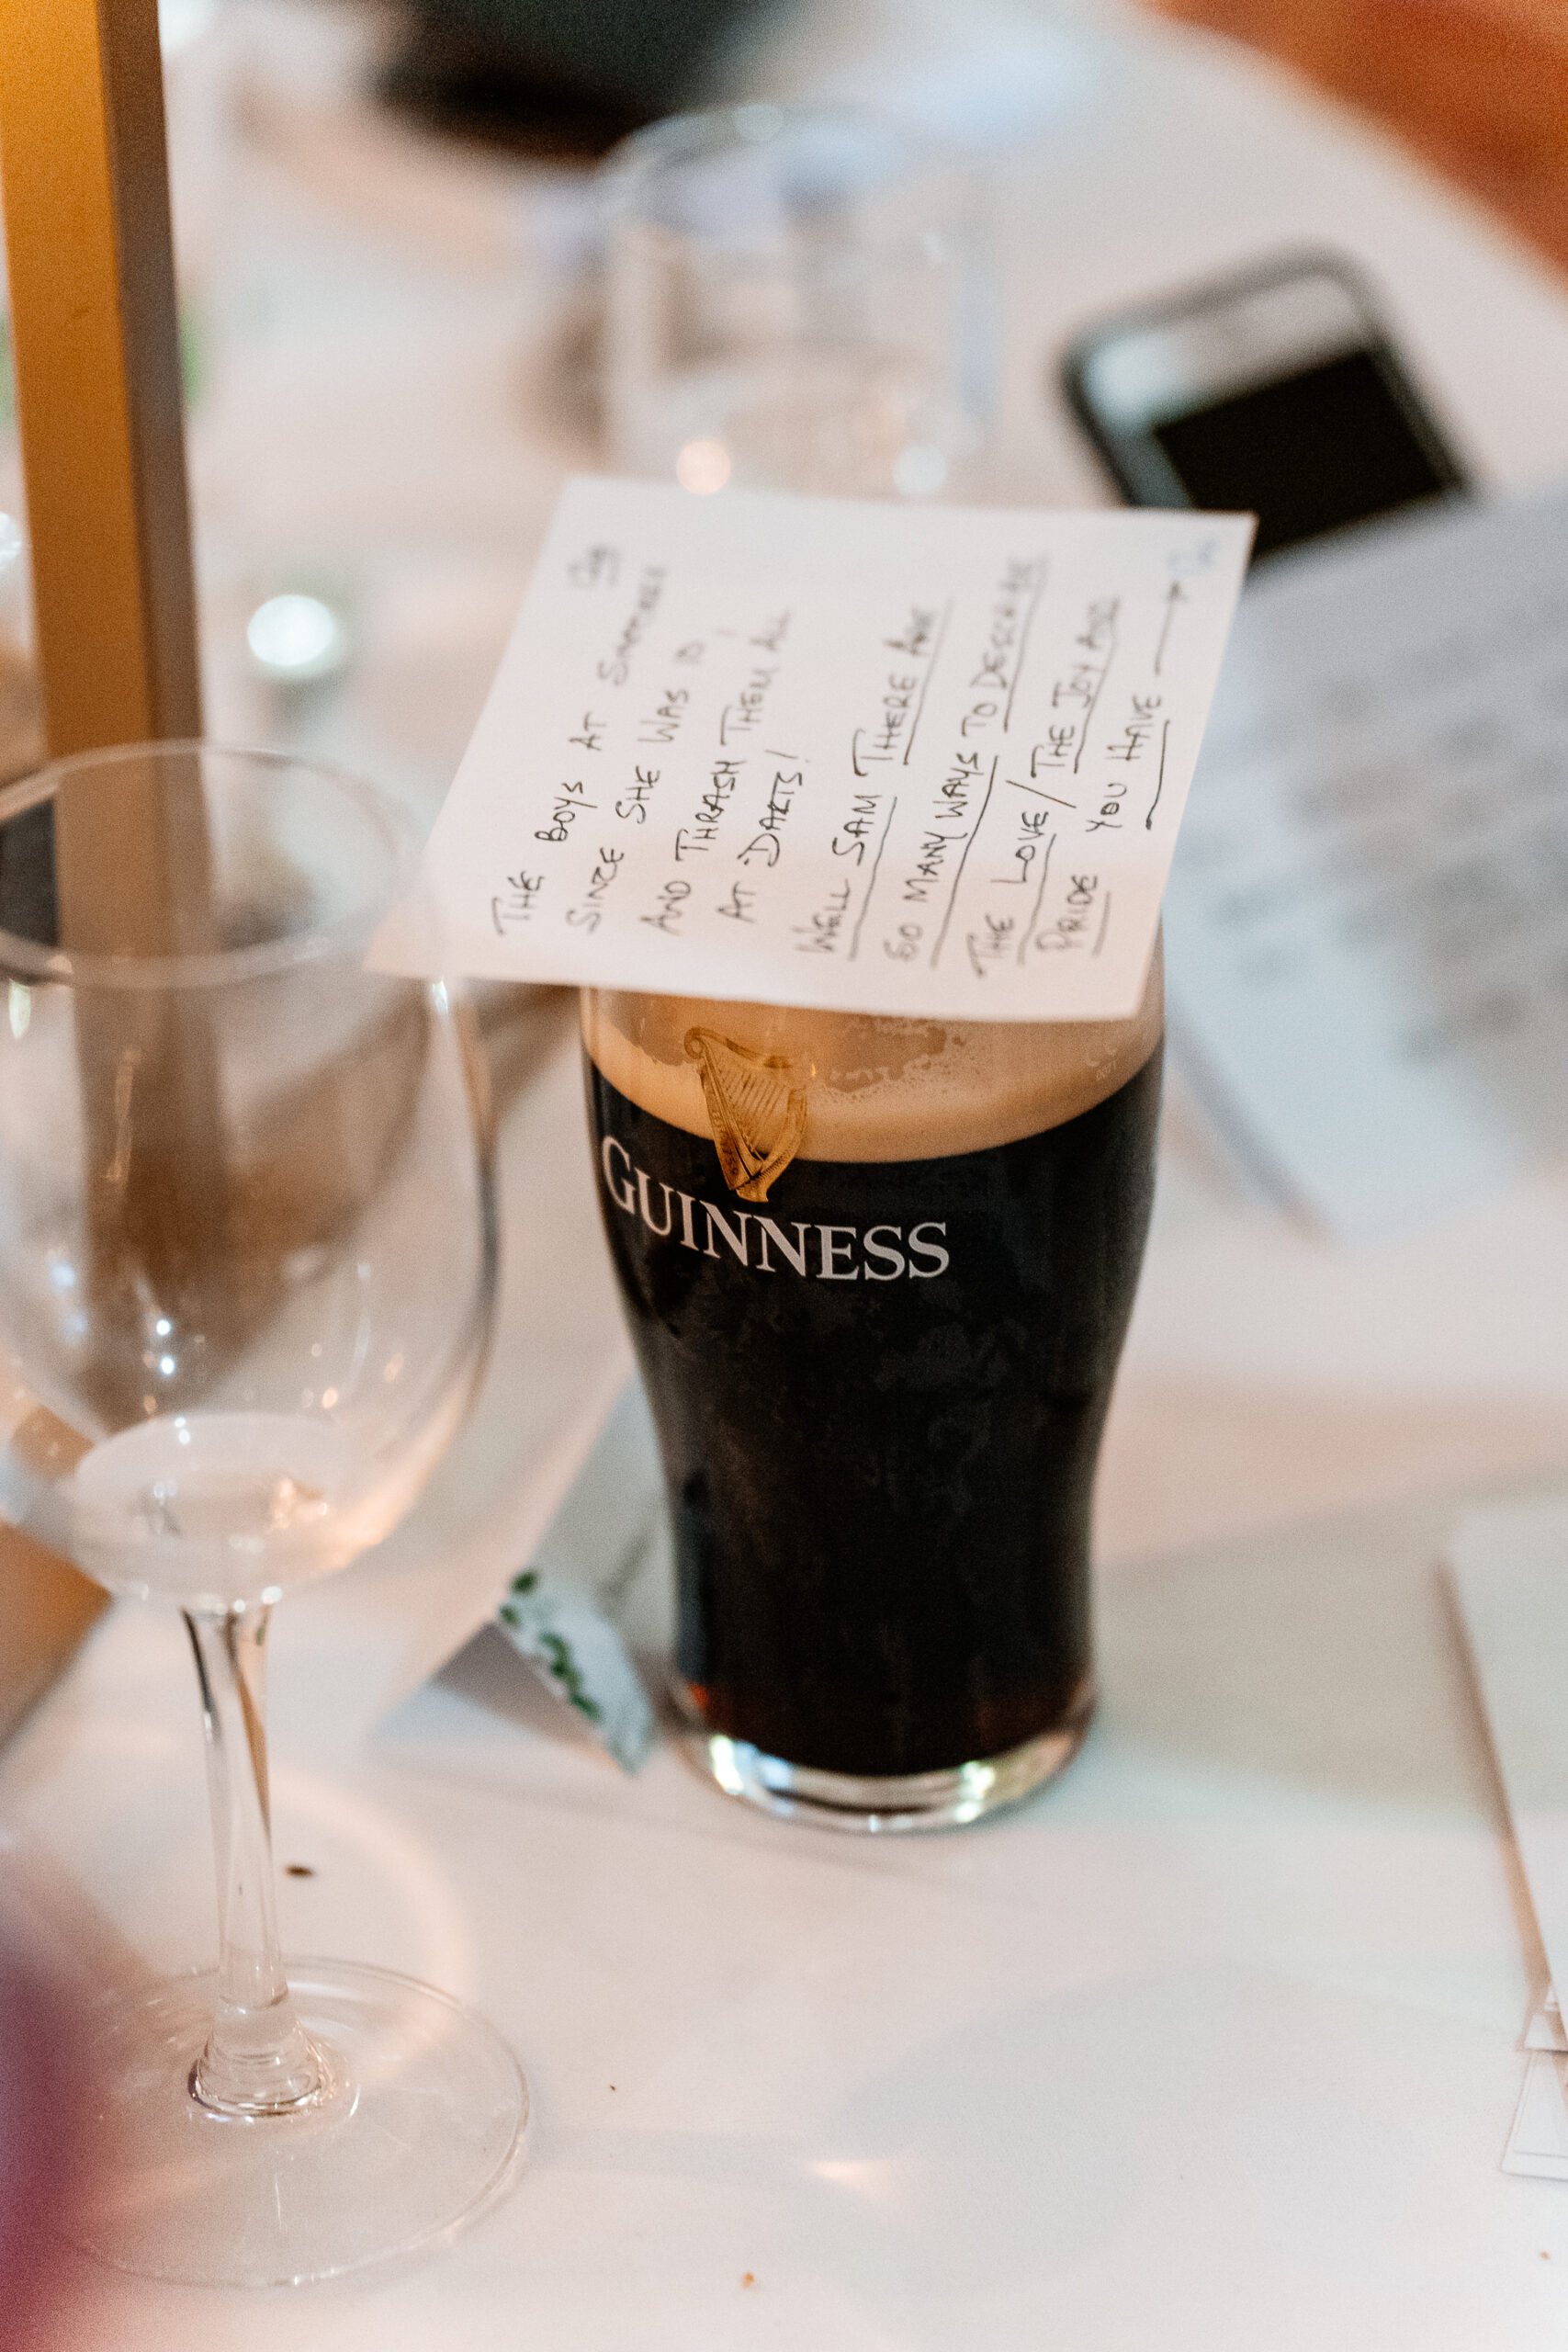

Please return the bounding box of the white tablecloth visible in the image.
[8,2,1568,2340]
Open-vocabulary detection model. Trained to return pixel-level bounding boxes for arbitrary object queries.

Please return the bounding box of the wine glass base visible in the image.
[678,1683,1095,1833]
[69,1960,527,2287]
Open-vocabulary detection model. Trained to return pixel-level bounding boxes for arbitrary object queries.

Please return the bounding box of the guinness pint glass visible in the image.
[582,956,1162,1830]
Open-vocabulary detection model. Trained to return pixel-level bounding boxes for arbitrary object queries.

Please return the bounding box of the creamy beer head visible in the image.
[581,947,1163,1164]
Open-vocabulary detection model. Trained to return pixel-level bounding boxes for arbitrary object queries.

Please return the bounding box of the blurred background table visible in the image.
[7,1,1568,2341]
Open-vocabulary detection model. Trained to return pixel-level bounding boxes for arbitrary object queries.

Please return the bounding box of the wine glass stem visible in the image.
[184,1602,325,2116]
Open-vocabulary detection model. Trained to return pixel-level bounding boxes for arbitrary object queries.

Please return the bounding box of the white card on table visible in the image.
[384,480,1251,1022]
[1448,1497,1568,2178]
[1164,481,1568,1242]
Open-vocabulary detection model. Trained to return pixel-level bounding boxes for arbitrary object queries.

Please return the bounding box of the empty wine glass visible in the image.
[0,742,524,2286]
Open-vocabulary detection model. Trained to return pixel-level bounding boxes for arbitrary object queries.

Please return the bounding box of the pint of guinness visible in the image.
[582,962,1162,1830]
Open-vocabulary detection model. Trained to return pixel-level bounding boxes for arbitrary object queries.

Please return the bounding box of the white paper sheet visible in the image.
[1165,482,1568,1241]
[1448,1495,1568,2179]
[384,480,1250,1021]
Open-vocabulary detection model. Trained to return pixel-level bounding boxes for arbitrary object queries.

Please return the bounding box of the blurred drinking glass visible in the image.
[603,105,993,500]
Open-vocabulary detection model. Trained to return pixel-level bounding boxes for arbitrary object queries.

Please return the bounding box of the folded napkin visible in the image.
[490,1379,671,1772]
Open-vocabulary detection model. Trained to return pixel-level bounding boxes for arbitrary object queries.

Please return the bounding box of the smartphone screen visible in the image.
[1150,346,1463,558]
[1063,258,1469,560]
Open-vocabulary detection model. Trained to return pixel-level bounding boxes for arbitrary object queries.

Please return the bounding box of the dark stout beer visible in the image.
[583,979,1161,1815]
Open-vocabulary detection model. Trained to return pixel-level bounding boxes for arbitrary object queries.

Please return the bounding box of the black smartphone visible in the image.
[1061,252,1471,560]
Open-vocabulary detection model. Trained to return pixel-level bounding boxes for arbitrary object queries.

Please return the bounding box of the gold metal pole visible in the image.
[0,0,202,761]
[0,0,211,1680]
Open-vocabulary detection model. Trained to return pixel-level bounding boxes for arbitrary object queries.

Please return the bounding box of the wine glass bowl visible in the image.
[0,745,491,1605]
[0,743,525,2285]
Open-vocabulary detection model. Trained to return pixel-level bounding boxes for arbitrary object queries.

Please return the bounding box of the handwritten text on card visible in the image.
[398,481,1252,1021]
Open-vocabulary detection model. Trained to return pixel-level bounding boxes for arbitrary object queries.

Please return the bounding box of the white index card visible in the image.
[383,479,1251,1022]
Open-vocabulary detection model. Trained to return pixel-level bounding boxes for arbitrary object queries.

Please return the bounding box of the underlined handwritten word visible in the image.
[738,769,803,869]
[966,912,1016,977]
[795,880,852,954]
[1036,872,1100,953]
[852,673,921,775]
[833,792,883,865]
[992,804,1051,886]
[886,605,938,659]
[969,557,1043,708]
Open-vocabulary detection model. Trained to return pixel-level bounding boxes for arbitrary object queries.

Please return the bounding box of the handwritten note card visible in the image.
[398,480,1251,1021]
[1164,481,1568,1241]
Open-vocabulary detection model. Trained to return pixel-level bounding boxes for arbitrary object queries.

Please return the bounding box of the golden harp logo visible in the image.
[683,1028,808,1203]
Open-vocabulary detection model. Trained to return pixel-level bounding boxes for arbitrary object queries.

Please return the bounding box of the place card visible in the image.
[383,480,1251,1021]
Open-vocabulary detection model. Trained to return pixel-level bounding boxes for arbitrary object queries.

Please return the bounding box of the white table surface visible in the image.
[9,1,1568,2341]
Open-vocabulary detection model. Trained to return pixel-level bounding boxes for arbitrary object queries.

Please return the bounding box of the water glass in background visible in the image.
[602,105,993,500]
